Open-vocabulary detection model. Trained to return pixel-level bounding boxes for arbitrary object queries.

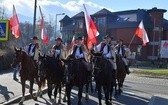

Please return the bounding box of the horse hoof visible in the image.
[58,99,61,103]
[63,97,67,102]
[85,94,89,100]
[34,97,37,101]
[19,101,23,105]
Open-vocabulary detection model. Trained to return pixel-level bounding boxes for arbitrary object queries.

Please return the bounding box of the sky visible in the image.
[0,0,168,24]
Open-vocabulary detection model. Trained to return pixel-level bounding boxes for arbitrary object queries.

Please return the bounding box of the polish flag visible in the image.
[9,5,20,39]
[39,6,49,44]
[135,20,149,46]
[83,4,99,49]
[70,36,75,47]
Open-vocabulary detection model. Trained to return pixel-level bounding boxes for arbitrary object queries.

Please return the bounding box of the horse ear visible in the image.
[19,48,22,52]
[14,47,18,51]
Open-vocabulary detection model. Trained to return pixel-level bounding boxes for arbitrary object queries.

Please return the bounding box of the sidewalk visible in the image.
[0,70,38,104]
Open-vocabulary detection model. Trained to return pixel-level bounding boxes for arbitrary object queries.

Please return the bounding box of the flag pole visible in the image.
[128,34,136,49]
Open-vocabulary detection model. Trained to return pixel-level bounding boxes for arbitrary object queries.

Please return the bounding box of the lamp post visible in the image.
[55,13,65,39]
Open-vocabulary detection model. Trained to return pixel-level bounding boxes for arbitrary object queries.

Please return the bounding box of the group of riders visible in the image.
[25,35,130,79]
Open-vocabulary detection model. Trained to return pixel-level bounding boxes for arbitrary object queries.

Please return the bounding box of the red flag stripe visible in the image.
[9,5,20,39]
[39,6,49,44]
[83,4,99,49]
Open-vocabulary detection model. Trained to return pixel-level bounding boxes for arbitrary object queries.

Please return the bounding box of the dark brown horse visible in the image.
[62,55,91,105]
[39,55,64,104]
[91,51,114,105]
[116,55,127,94]
[11,48,45,104]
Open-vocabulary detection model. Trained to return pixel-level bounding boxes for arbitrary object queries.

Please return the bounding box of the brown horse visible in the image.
[11,48,45,104]
[116,55,127,94]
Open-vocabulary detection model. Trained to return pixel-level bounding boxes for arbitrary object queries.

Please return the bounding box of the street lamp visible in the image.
[55,13,65,39]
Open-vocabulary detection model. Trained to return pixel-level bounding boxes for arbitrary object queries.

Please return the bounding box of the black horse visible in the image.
[116,54,127,95]
[39,55,64,104]
[91,52,114,105]
[62,55,92,105]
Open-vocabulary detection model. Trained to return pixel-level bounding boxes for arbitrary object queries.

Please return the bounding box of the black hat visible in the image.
[104,35,112,39]
[55,37,63,42]
[32,36,39,40]
[118,39,123,42]
[76,36,82,40]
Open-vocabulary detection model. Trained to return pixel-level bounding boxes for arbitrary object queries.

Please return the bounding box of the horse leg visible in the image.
[118,79,122,95]
[35,77,42,98]
[78,85,83,105]
[85,83,89,100]
[58,84,62,104]
[114,79,118,97]
[53,85,58,104]
[66,84,72,105]
[19,79,25,104]
[63,84,67,102]
[29,79,37,101]
[103,86,109,105]
[97,84,102,105]
[109,82,113,101]
[47,82,52,100]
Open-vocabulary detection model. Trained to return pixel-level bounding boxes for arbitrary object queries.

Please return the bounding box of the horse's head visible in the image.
[38,54,48,72]
[11,47,22,68]
[91,51,103,71]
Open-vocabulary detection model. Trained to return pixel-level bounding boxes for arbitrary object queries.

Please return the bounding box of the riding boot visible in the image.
[125,66,130,74]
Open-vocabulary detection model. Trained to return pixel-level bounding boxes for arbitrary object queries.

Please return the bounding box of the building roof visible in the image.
[72,11,84,19]
[108,9,154,29]
[93,8,113,16]
[59,15,72,22]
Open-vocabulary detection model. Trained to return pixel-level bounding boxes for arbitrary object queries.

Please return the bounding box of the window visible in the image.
[97,17,106,28]
[76,19,83,29]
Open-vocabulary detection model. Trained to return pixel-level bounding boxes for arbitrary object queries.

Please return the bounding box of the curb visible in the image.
[3,87,48,105]
[148,95,168,105]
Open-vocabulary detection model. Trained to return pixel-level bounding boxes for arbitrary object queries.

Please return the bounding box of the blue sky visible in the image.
[1,0,168,23]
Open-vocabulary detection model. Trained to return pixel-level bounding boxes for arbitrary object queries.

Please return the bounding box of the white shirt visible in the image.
[54,49,61,57]
[96,43,112,58]
[75,46,84,58]
[28,44,35,56]
[119,47,123,55]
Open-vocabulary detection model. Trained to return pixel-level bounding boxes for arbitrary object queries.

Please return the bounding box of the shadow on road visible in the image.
[0,84,14,103]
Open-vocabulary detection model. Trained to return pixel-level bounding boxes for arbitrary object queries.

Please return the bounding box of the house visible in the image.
[60,7,168,60]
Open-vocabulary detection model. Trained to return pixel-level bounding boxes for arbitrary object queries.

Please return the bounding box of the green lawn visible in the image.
[132,69,168,77]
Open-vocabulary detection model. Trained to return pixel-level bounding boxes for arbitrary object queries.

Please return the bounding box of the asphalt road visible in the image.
[10,74,168,105]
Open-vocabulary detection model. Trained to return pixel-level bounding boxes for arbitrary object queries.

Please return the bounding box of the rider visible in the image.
[94,35,117,72]
[116,39,130,74]
[51,37,66,60]
[27,36,41,70]
[71,36,92,78]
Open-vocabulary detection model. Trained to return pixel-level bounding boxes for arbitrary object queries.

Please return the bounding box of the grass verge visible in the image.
[132,69,168,78]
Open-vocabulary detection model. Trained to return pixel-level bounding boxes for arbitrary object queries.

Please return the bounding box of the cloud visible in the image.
[1,0,114,22]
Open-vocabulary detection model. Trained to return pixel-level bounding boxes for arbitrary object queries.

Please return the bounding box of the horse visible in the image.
[38,54,64,104]
[62,55,92,105]
[116,54,127,95]
[11,48,45,104]
[91,51,114,105]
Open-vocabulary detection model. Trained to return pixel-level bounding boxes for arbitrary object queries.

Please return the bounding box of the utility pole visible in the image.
[33,0,37,36]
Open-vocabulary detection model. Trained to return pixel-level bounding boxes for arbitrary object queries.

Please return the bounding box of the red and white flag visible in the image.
[9,5,20,39]
[83,4,99,49]
[70,35,75,47]
[81,36,84,44]
[135,20,149,46]
[39,6,49,44]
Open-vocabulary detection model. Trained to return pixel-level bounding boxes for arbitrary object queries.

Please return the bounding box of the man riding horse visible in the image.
[27,36,41,73]
[70,36,92,75]
[116,39,130,74]
[93,35,117,78]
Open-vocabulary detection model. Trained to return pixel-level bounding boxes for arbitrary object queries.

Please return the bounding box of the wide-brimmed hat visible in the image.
[117,39,124,42]
[32,36,39,40]
[76,36,82,40]
[55,37,63,42]
[104,35,113,40]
